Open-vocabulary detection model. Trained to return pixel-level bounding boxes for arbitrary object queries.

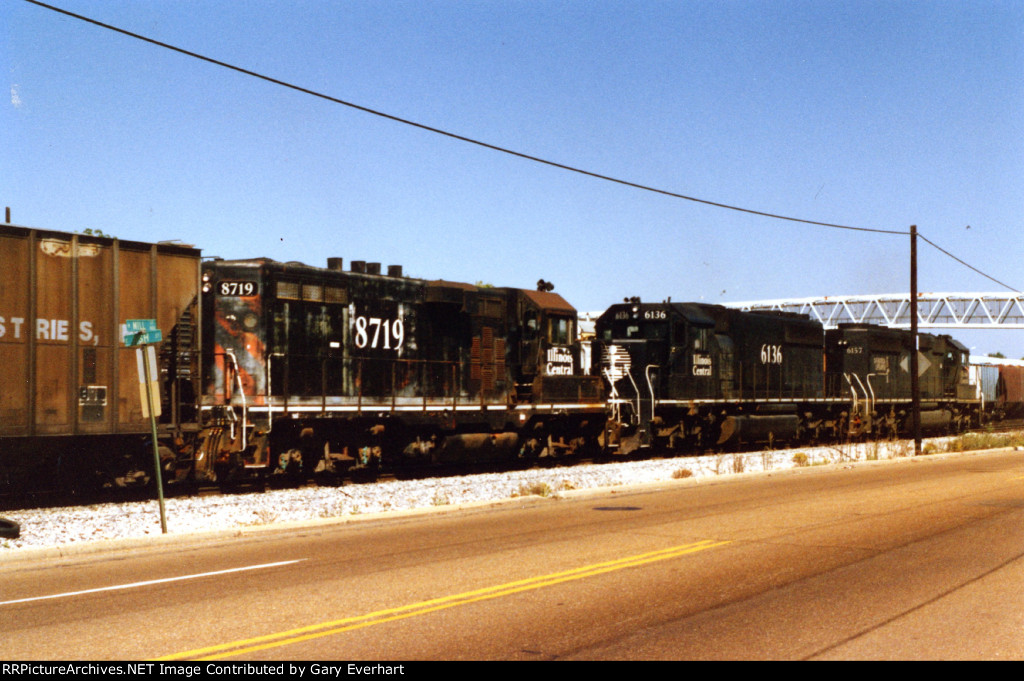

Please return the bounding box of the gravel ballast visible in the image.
[0,438,985,554]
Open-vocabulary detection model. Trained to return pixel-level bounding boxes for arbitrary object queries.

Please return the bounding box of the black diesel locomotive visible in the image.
[592,300,977,455]
[192,257,605,486]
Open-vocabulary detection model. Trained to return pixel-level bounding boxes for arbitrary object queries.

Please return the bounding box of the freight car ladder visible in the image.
[161,298,200,431]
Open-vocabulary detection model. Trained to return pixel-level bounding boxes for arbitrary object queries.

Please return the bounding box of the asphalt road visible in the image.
[2,448,1023,660]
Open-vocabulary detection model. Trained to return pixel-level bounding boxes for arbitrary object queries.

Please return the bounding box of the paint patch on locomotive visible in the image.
[349,301,408,356]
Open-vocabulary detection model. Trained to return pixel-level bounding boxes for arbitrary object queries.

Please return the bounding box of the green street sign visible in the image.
[124,319,162,346]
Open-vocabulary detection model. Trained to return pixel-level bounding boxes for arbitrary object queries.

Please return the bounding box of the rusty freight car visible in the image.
[0,223,200,499]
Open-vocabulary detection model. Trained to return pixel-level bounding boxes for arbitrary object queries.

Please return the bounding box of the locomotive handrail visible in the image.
[627,370,641,425]
[844,373,859,413]
[851,373,871,419]
[865,373,879,416]
[602,368,621,423]
[645,365,660,422]
[265,352,281,431]
[224,349,247,451]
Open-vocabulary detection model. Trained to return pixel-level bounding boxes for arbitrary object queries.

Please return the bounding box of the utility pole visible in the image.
[910,225,921,455]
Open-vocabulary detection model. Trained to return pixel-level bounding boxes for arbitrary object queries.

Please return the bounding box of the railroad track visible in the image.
[980,419,1024,433]
[4,424,1022,514]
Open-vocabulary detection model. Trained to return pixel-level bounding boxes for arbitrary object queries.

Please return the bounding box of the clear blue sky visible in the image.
[4,1,1023,356]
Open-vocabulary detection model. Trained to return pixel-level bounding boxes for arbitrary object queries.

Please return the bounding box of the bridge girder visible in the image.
[726,293,1024,329]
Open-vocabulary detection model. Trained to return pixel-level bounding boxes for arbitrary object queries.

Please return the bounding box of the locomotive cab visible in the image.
[594,302,718,413]
[511,289,601,404]
[935,335,972,400]
[593,301,719,451]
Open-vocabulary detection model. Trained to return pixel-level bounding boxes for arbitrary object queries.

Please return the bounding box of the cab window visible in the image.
[547,316,573,345]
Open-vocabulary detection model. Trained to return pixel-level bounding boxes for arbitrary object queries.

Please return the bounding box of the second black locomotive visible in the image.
[592,300,977,455]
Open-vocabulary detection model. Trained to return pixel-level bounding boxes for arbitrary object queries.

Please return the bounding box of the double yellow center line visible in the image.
[159,539,731,660]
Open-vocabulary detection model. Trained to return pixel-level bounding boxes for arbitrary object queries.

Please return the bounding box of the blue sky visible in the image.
[4,1,1023,356]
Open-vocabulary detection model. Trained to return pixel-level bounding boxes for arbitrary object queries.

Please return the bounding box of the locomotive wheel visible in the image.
[267,447,312,488]
[815,423,827,443]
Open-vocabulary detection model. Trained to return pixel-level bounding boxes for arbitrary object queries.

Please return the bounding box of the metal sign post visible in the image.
[125,319,167,534]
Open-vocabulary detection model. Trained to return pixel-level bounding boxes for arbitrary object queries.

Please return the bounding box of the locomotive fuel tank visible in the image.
[716,414,801,447]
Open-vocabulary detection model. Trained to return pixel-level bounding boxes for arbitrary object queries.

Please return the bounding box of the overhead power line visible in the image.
[25,1,1021,292]
[25,0,898,236]
[918,233,1020,293]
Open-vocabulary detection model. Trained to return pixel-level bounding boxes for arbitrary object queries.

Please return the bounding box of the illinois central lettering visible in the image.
[545,347,574,375]
[692,353,712,376]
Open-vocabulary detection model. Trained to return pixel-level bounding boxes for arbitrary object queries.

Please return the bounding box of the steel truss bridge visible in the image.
[726,293,1024,329]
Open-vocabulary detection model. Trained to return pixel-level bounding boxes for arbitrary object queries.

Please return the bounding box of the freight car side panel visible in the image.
[34,235,74,433]
[115,246,201,428]
[0,226,200,438]
[999,365,1024,416]
[116,248,152,427]
[0,232,29,435]
[76,241,114,433]
[155,252,199,336]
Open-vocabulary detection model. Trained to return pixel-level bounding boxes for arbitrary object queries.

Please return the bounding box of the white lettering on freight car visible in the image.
[0,316,25,339]
[79,321,95,344]
[39,239,101,258]
[36,318,70,341]
[0,316,97,344]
